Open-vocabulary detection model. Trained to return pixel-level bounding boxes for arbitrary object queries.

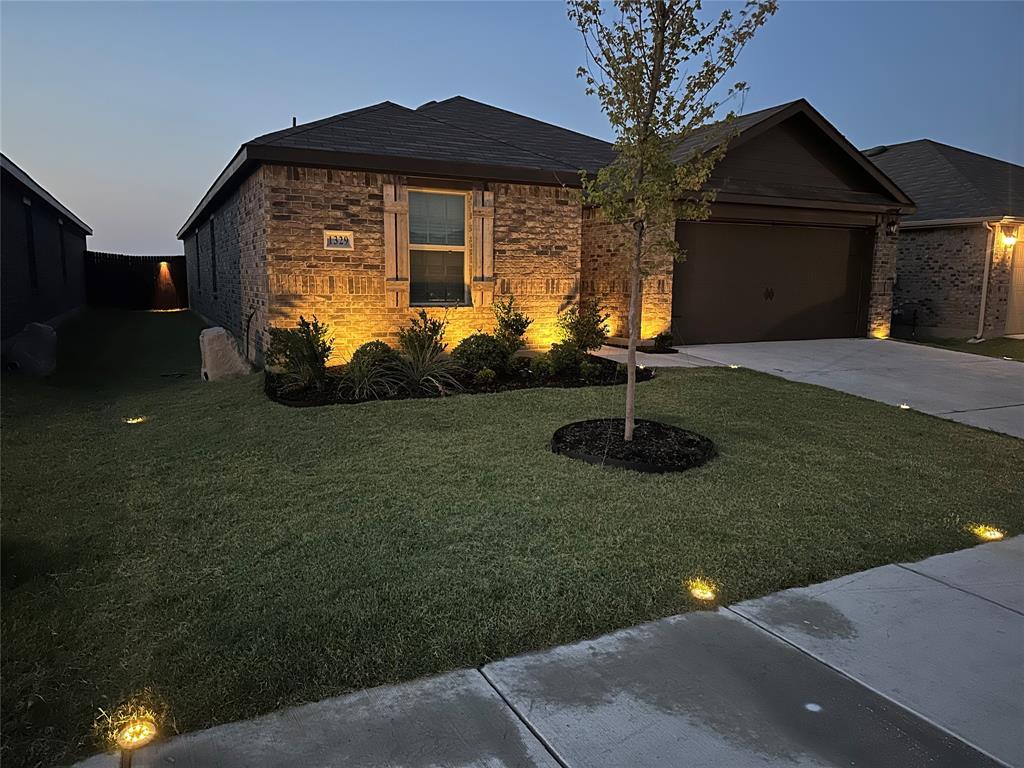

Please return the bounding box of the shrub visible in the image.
[350,340,402,371]
[557,300,610,352]
[397,309,448,358]
[508,355,531,378]
[337,341,403,401]
[397,343,462,397]
[579,359,605,383]
[473,367,497,388]
[493,295,533,355]
[530,354,553,381]
[265,316,333,391]
[653,331,675,352]
[548,341,587,379]
[452,333,508,375]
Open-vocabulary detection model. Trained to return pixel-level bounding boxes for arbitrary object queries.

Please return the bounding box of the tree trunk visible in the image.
[624,223,645,441]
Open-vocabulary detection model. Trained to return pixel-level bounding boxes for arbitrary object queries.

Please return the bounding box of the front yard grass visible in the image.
[3,310,1022,767]
[900,335,1024,361]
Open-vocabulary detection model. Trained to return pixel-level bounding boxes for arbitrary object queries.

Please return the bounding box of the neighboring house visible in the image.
[177,97,913,363]
[864,140,1023,339]
[1,153,92,339]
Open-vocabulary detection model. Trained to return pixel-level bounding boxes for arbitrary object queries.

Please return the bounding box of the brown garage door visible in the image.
[672,222,873,344]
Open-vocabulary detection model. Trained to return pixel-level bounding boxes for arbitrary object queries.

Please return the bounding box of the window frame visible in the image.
[407,187,472,307]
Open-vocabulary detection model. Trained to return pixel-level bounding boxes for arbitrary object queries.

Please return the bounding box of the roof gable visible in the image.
[1,153,92,235]
[865,140,1024,222]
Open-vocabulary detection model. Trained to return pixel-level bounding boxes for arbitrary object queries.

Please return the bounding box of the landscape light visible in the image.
[898,403,911,410]
[116,717,157,767]
[728,364,740,369]
[123,416,147,425]
[969,525,1005,541]
[686,577,717,602]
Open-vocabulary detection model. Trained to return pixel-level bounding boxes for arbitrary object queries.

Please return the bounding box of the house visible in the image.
[177,97,913,363]
[864,140,1023,339]
[1,153,92,339]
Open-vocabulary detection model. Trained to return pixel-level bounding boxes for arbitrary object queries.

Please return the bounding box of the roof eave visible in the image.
[713,190,915,215]
[0,157,93,235]
[901,215,1024,229]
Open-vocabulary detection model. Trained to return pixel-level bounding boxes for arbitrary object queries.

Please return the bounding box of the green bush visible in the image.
[397,309,448,358]
[473,367,497,388]
[548,341,587,379]
[579,359,604,383]
[653,331,675,351]
[557,300,610,352]
[530,354,553,381]
[508,355,531,378]
[337,341,403,401]
[266,316,333,392]
[493,295,533,355]
[397,343,462,397]
[452,333,508,375]
[350,340,402,370]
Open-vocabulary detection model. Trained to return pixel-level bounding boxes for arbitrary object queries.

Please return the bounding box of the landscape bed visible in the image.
[2,309,1022,768]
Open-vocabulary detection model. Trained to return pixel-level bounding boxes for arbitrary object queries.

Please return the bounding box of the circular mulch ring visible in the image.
[551,418,716,474]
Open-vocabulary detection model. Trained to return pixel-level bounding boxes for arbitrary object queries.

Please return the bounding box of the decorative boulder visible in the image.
[5,323,57,377]
[199,327,251,381]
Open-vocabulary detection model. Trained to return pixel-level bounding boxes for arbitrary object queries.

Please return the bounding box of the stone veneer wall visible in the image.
[982,229,1016,338]
[890,225,990,338]
[257,165,582,361]
[866,218,900,339]
[579,207,673,340]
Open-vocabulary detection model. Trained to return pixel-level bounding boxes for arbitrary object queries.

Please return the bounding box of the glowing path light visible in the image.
[123,416,147,425]
[969,525,1005,542]
[686,577,717,602]
[116,717,157,767]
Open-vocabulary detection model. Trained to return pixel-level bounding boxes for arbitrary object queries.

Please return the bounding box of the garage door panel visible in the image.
[672,222,872,344]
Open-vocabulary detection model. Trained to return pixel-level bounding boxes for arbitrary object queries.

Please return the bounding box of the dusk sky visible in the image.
[2,1,1021,254]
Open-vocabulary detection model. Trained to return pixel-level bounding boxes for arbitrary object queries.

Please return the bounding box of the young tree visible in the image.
[569,0,776,440]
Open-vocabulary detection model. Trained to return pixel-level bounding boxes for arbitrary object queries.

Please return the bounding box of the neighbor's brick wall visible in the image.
[580,207,673,339]
[866,218,900,338]
[891,225,989,338]
[260,165,582,361]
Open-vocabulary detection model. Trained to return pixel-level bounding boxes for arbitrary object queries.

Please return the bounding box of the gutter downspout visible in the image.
[972,222,996,342]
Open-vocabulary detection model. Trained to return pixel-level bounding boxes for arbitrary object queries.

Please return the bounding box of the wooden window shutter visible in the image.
[471,190,495,306]
[383,179,410,308]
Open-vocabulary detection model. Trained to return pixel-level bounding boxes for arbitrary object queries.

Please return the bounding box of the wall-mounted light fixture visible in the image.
[1000,224,1018,248]
[885,217,900,237]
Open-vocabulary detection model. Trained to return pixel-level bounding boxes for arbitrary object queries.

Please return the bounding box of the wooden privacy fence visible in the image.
[84,252,189,310]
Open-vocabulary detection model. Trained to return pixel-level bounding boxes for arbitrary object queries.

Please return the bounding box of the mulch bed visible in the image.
[551,418,716,473]
[265,355,656,408]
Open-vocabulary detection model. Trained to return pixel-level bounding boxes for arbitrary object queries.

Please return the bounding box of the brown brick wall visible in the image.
[983,232,1016,338]
[891,225,989,338]
[580,207,673,340]
[260,165,582,361]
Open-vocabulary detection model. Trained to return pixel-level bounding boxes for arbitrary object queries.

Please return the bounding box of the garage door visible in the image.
[672,222,874,344]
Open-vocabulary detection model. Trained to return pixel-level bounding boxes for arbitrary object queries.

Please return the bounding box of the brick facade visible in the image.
[579,208,673,340]
[187,165,582,363]
[890,225,989,338]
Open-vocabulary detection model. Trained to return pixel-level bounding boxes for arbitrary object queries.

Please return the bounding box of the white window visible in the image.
[408,189,470,305]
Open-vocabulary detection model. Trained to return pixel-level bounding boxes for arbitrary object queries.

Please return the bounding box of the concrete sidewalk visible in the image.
[75,538,1022,768]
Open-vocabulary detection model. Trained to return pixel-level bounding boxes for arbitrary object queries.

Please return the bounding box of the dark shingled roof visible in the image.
[670,101,795,164]
[864,140,1024,223]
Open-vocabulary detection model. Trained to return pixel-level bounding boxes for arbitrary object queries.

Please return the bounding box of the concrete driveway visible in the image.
[677,338,1024,438]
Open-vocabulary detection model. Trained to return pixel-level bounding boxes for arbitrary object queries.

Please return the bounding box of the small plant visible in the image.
[349,340,402,371]
[473,367,497,388]
[265,316,333,391]
[653,331,675,352]
[530,354,553,381]
[548,341,587,379]
[397,345,462,397]
[579,359,605,384]
[493,295,533,355]
[557,300,610,352]
[397,309,448,358]
[337,341,402,401]
[452,333,508,375]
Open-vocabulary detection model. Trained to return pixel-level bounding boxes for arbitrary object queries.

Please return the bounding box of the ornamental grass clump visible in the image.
[396,310,462,396]
[265,315,333,392]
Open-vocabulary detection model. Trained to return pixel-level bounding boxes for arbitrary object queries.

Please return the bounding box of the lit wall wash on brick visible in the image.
[186,166,606,363]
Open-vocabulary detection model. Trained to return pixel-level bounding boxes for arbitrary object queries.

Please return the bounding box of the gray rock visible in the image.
[199,327,251,381]
[4,322,57,376]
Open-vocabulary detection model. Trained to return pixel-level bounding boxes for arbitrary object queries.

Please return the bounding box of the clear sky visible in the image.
[2,1,1021,253]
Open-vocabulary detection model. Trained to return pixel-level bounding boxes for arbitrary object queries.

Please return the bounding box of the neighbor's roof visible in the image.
[1,152,92,235]
[863,140,1024,224]
[178,98,614,238]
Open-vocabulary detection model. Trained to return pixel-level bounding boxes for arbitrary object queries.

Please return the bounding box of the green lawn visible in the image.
[900,336,1024,361]
[3,311,1022,767]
